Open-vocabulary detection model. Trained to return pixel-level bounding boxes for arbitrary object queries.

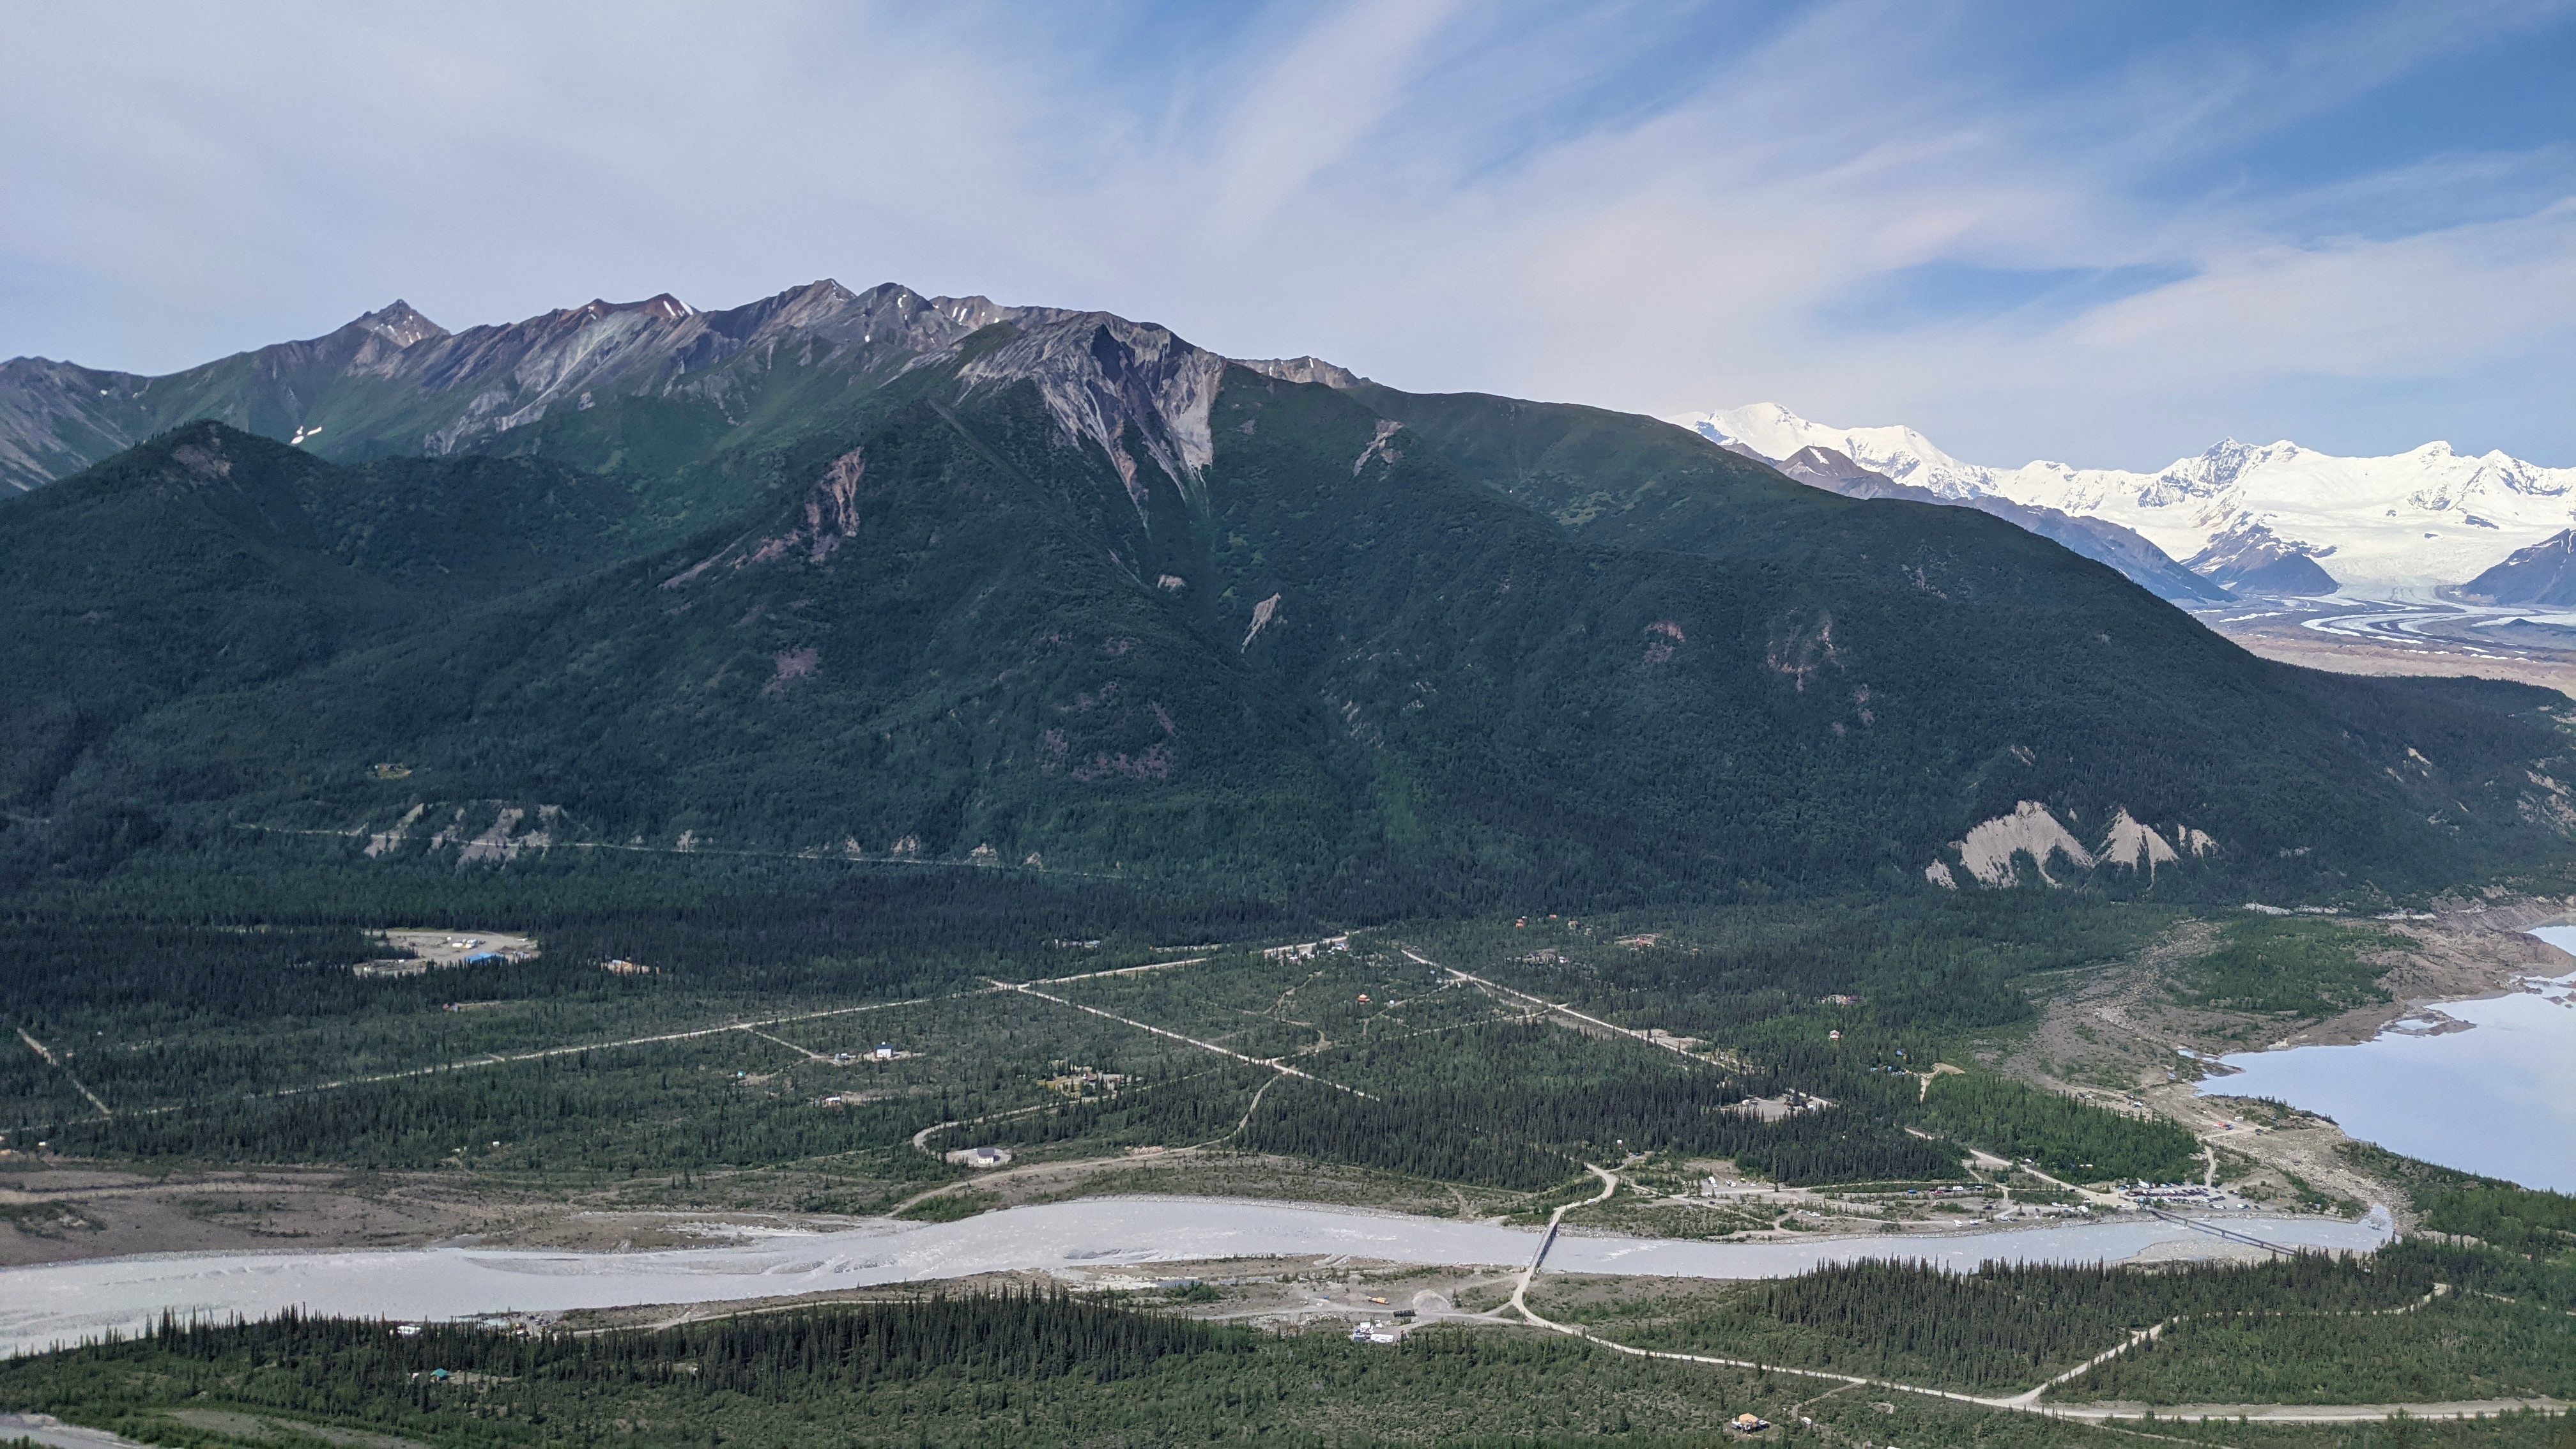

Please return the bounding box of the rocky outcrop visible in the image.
[954,312,1228,515]
[2458,528,2576,607]
[2184,519,2338,595]
[661,447,870,586]
[2098,808,2181,875]
[1931,802,2217,888]
[0,281,1020,489]
[1239,355,1368,389]
[1953,801,2096,886]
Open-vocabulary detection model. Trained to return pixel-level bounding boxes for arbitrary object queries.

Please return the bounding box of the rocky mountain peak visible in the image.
[1239,356,1368,389]
[767,278,866,322]
[2168,438,2299,492]
[353,300,447,347]
[956,312,1226,515]
[566,294,693,323]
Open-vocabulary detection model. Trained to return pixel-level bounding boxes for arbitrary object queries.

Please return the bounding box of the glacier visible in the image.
[1679,402,2576,598]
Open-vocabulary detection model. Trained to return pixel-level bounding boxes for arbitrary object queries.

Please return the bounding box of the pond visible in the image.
[2200,925,2576,1193]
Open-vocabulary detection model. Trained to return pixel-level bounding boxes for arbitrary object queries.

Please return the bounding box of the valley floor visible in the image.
[5,896,2572,1446]
[2204,597,2576,696]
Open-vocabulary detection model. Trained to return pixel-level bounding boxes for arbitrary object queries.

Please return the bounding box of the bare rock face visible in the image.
[0,281,1005,489]
[2185,519,2339,596]
[352,300,448,349]
[2099,808,2182,875]
[1931,801,2218,889]
[413,283,1004,454]
[1238,355,1368,389]
[2458,528,2576,607]
[954,312,1228,515]
[1953,801,2097,887]
[661,447,871,586]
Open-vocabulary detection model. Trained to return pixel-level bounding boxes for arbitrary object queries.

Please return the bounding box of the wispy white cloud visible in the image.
[1197,0,1464,239]
[0,0,2567,464]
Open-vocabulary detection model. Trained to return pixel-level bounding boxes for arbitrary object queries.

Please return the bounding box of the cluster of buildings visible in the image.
[2120,1182,2239,1206]
[1344,1312,1415,1344]
[1041,1064,1128,1097]
[1729,1090,1829,1122]
[1261,935,1352,961]
[354,935,539,977]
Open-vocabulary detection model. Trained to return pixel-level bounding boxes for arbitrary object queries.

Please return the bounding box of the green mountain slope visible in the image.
[1,302,2567,907]
[0,428,632,824]
[1346,387,2576,868]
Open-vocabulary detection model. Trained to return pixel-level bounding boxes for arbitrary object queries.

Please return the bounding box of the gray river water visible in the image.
[0,1195,2391,1356]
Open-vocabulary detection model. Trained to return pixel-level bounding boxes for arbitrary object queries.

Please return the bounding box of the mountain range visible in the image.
[2,282,2569,905]
[1708,439,2230,605]
[1683,402,2576,601]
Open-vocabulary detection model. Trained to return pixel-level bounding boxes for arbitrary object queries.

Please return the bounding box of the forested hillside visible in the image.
[1,293,2568,911]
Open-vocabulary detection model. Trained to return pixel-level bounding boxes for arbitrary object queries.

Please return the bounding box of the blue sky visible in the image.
[2,0,2570,466]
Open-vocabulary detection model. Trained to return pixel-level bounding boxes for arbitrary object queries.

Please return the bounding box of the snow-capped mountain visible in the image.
[1679,402,2576,599]
[1719,438,2229,603]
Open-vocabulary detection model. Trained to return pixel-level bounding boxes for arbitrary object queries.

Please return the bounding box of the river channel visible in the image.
[0,1195,2391,1357]
[2201,925,2576,1193]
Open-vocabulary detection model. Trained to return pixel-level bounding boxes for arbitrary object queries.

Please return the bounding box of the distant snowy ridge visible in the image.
[1679,402,2576,598]
[1731,438,2228,604]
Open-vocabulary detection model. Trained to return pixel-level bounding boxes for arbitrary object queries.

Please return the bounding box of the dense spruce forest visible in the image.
[2342,1144,2576,1260]
[4,898,2205,1199]
[4,1271,2568,1448]
[1914,1072,2200,1181]
[1566,1244,2574,1397]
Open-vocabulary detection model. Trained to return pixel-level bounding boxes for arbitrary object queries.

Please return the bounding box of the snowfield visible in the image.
[1682,402,2576,598]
